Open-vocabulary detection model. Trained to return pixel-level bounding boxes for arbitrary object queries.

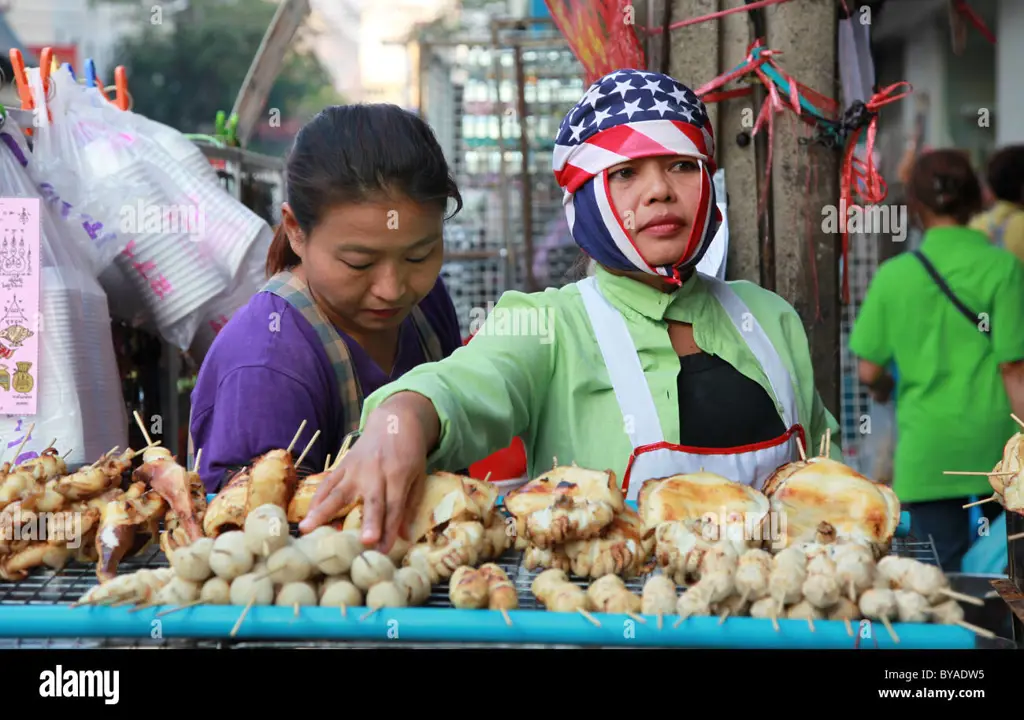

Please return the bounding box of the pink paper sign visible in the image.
[0,198,41,415]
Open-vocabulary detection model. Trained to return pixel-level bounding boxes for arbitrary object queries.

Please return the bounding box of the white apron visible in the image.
[578,275,806,501]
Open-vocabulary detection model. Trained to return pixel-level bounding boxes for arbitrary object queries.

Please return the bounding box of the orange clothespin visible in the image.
[8,49,34,113]
[114,66,130,111]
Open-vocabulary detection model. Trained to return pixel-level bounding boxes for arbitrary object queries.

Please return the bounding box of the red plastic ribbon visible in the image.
[952,0,996,44]
[838,82,913,304]
[697,40,806,241]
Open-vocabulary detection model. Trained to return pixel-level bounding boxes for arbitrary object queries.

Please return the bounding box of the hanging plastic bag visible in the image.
[0,115,128,467]
[27,67,223,349]
[189,225,273,361]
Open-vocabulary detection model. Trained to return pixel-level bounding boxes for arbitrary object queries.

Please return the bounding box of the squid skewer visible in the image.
[642,575,677,630]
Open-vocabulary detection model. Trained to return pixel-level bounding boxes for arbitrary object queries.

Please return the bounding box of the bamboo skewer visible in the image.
[360,607,379,621]
[795,436,806,461]
[294,603,300,618]
[324,455,331,472]
[61,448,73,460]
[956,620,996,639]
[1012,413,1024,430]
[880,616,899,644]
[294,430,320,469]
[578,608,600,627]
[91,447,118,467]
[1007,531,1024,542]
[501,608,512,626]
[945,470,1016,477]
[11,423,35,463]
[231,597,255,637]
[843,618,853,637]
[963,495,999,509]
[129,441,161,461]
[823,428,831,457]
[286,420,307,455]
[132,411,154,448]
[656,612,663,631]
[155,600,202,617]
[340,603,347,618]
[938,588,985,607]
[806,617,815,633]
[627,611,646,624]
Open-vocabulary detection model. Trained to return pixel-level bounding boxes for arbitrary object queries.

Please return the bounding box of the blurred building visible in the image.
[2,0,138,80]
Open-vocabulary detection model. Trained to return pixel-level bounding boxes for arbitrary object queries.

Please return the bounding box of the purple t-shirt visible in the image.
[189,277,463,492]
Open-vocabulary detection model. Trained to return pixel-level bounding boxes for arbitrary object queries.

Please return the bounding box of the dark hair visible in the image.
[266,104,463,277]
[985,145,1024,203]
[907,149,983,225]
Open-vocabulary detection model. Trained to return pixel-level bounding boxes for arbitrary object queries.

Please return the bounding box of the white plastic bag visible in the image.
[0,115,128,467]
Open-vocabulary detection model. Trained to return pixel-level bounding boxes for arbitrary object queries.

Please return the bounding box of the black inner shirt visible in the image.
[676,353,786,448]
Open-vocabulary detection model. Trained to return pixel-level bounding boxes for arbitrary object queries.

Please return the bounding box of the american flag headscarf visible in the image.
[553,69,723,285]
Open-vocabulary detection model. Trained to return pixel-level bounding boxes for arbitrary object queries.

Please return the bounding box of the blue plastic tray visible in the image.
[0,604,975,648]
[0,495,925,647]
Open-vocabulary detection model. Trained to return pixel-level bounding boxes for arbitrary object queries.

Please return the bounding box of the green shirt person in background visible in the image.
[850,149,1024,572]
[299,69,840,553]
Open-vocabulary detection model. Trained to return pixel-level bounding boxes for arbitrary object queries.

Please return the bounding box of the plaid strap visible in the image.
[262,270,364,437]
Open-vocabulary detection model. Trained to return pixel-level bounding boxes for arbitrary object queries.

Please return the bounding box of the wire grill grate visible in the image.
[0,530,940,648]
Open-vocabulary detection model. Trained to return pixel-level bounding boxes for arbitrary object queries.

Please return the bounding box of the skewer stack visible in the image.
[74,504,433,636]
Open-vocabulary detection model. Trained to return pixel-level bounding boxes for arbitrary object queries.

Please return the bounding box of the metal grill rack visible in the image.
[0,521,962,649]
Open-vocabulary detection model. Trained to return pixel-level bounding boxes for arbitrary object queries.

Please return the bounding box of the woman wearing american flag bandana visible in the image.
[299,70,841,555]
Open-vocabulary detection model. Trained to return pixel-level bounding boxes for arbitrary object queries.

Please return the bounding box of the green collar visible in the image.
[921,224,991,249]
[592,264,707,323]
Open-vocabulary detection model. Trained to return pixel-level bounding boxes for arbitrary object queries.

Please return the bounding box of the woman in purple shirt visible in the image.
[188,105,464,492]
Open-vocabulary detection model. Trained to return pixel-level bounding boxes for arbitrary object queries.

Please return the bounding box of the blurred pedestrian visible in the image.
[850,149,1024,571]
[970,145,1024,264]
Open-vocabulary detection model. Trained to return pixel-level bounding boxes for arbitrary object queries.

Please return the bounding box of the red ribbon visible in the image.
[838,82,913,304]
[697,40,805,242]
[952,0,996,44]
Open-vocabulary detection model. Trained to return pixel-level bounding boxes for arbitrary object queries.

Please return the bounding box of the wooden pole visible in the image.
[765,0,841,418]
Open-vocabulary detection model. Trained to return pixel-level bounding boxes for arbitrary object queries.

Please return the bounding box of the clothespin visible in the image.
[85,58,98,88]
[63,62,76,81]
[114,66,130,111]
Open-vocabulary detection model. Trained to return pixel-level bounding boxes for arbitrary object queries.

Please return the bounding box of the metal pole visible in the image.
[513,42,537,293]
[491,21,515,291]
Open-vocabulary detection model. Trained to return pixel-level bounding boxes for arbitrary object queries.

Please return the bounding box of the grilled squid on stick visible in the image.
[833,542,876,600]
[642,575,677,628]
[858,588,900,643]
[828,597,861,636]
[734,549,772,605]
[673,582,713,626]
[802,554,841,609]
[768,547,806,612]
[586,575,642,616]
[449,565,490,609]
[786,599,824,632]
[877,556,984,607]
[531,568,598,625]
[894,589,931,623]
[750,596,780,630]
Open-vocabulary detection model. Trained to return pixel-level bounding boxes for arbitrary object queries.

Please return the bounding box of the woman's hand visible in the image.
[297,392,441,554]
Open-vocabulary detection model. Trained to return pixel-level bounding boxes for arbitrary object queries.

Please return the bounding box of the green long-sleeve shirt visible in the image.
[360,265,841,486]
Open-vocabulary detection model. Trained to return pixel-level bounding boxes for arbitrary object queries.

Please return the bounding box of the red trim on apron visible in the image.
[621,424,806,496]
